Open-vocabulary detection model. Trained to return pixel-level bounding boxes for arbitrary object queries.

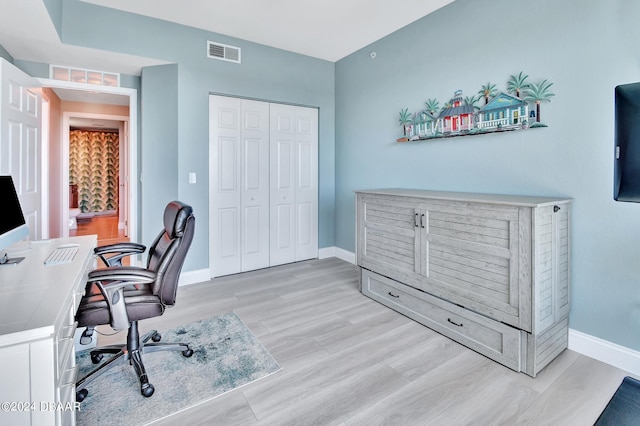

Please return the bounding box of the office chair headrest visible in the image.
[164,201,194,238]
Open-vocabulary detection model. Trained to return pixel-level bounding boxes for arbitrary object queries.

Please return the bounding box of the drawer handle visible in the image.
[447,318,463,327]
[421,213,425,228]
[414,213,419,228]
[554,205,561,213]
[388,291,400,298]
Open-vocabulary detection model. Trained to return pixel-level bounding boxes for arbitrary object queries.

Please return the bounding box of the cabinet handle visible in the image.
[447,318,463,327]
[388,292,400,298]
[421,213,425,228]
[414,213,419,227]
[554,205,561,213]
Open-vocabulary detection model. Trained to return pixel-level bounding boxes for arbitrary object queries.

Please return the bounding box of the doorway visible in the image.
[67,120,129,245]
[36,78,138,245]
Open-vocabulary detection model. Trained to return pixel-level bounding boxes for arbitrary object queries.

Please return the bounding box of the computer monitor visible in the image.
[614,82,640,202]
[0,175,29,264]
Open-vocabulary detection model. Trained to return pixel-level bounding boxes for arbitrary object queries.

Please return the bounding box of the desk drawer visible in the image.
[362,269,522,371]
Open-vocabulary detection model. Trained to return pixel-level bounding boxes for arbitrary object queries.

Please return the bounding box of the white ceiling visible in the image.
[0,0,454,109]
[1,0,454,71]
[81,0,455,62]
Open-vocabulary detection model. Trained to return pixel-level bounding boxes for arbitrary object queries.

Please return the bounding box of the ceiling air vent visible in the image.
[207,41,241,64]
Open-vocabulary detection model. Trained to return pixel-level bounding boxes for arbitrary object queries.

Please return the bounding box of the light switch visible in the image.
[189,172,197,184]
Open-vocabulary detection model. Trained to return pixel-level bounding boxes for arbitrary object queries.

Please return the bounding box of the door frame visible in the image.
[62,111,129,236]
[36,78,138,242]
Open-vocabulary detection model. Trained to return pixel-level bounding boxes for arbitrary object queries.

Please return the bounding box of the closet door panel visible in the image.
[210,96,242,276]
[270,108,296,265]
[240,99,270,272]
[294,107,318,261]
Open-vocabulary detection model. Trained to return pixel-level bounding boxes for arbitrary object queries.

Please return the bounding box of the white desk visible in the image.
[0,235,96,426]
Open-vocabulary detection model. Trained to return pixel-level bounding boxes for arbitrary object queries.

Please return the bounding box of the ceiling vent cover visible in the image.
[207,41,241,64]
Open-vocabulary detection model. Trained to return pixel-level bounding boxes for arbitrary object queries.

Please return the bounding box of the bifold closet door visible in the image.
[209,95,270,277]
[270,103,318,266]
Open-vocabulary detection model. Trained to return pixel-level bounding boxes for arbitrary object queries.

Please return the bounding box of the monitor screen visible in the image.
[614,82,640,202]
[0,175,29,255]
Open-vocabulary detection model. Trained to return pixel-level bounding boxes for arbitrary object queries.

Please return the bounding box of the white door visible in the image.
[209,95,270,276]
[0,59,42,241]
[270,103,318,265]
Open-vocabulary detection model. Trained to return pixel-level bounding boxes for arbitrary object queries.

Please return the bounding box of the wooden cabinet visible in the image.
[356,189,571,377]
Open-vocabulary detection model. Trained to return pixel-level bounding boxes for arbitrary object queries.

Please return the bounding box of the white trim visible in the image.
[318,247,335,259]
[36,78,138,243]
[319,246,355,264]
[568,328,640,376]
[178,268,211,287]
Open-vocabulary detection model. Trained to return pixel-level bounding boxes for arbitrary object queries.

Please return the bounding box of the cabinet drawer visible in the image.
[362,269,522,371]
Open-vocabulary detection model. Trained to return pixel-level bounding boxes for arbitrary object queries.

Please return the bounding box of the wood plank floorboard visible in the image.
[93,257,632,425]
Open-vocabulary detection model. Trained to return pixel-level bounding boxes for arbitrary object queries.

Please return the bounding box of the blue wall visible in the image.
[335,0,640,351]
[50,0,336,272]
[140,64,179,243]
[0,45,12,62]
[10,0,640,352]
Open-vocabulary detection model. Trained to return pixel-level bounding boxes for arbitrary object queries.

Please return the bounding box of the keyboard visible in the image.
[45,246,79,265]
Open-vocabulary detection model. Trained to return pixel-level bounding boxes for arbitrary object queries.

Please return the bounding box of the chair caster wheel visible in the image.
[141,383,155,397]
[152,332,161,342]
[76,388,88,402]
[182,348,193,357]
[91,353,104,364]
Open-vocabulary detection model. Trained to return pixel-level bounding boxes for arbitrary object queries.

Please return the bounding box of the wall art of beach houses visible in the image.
[397,72,554,142]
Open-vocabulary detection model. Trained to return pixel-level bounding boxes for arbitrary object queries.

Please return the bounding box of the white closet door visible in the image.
[0,59,42,240]
[210,95,270,277]
[293,106,318,261]
[210,95,242,276]
[270,103,318,266]
[240,100,270,272]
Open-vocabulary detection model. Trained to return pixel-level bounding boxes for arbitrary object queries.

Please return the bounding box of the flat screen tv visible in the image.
[614,82,640,202]
[0,175,29,264]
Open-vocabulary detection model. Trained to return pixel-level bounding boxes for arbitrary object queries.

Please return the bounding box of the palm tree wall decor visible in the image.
[478,82,498,105]
[523,79,555,123]
[507,72,530,98]
[399,108,413,136]
[394,72,554,141]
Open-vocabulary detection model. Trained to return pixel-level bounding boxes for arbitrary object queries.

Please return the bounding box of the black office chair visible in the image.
[75,201,195,401]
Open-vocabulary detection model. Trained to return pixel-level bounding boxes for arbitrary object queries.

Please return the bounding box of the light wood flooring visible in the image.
[96,258,631,425]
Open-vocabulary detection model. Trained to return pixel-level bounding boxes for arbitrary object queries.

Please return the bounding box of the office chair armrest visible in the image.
[89,267,156,330]
[94,242,147,267]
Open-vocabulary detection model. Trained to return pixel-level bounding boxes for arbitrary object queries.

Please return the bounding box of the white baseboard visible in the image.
[319,246,355,264]
[178,268,210,287]
[569,329,640,376]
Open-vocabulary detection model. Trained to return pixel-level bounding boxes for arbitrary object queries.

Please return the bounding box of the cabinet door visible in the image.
[420,199,529,330]
[534,203,570,332]
[357,193,422,282]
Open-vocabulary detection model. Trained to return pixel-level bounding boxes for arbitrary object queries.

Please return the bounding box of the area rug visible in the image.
[595,376,640,425]
[75,312,281,425]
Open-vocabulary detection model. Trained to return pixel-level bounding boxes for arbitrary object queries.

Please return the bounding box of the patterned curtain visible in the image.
[69,130,119,213]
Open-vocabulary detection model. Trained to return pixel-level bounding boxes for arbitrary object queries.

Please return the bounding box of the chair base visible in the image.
[76,322,193,401]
